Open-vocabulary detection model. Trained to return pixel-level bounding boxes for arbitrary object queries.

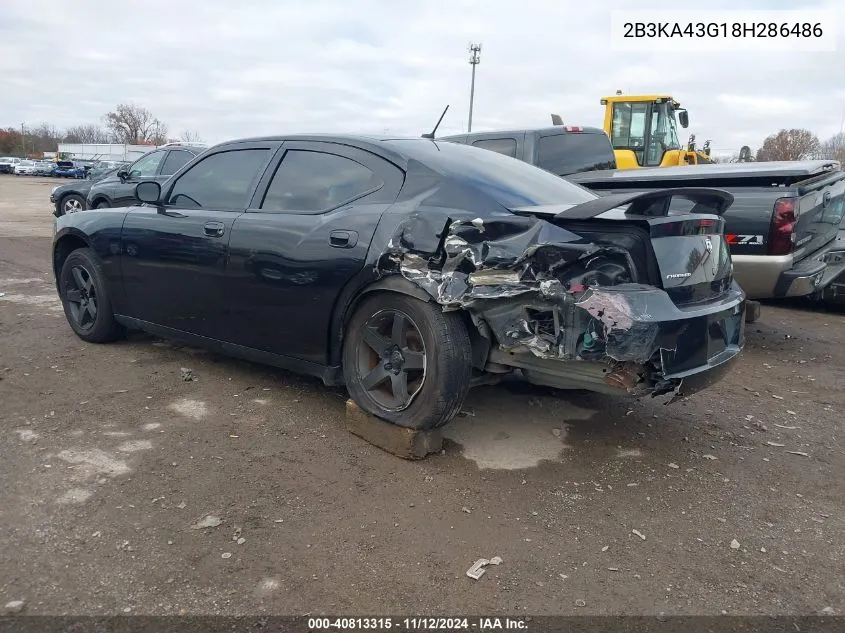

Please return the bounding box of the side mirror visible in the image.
[135,181,162,205]
[678,110,689,129]
[117,169,128,182]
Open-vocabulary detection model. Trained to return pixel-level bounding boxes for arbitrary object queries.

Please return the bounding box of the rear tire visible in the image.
[58,248,124,343]
[342,292,472,430]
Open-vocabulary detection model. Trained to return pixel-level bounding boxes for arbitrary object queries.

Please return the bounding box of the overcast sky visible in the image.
[1,0,843,158]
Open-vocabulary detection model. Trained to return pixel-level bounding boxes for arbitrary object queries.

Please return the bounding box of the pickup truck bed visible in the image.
[569,161,845,300]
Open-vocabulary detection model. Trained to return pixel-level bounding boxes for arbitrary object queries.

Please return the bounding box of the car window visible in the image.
[385,139,598,208]
[537,133,617,176]
[167,149,270,209]
[129,151,165,178]
[160,150,195,176]
[261,150,382,213]
[471,138,517,158]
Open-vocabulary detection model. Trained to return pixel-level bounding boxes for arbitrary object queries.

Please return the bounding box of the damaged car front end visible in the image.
[378,183,746,402]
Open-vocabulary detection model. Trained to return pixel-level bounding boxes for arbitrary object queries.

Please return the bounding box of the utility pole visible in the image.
[21,122,26,156]
[467,43,481,133]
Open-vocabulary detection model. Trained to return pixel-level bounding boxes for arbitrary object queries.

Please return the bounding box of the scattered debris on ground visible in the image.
[466,556,503,580]
[192,515,222,529]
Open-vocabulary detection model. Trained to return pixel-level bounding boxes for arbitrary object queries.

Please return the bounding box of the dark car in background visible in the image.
[440,124,617,176]
[52,135,745,432]
[50,166,125,216]
[85,143,205,209]
[54,161,86,179]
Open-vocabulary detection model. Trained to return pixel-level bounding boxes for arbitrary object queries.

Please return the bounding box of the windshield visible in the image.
[653,102,681,151]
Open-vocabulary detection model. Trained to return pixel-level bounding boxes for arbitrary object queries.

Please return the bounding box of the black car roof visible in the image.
[211,135,462,169]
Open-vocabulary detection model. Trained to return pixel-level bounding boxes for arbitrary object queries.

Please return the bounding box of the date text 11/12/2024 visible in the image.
[308,617,529,630]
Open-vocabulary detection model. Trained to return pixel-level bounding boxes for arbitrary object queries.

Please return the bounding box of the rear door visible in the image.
[223,141,405,364]
[120,143,276,338]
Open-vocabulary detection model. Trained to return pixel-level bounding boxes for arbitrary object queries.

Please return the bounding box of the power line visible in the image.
[467,43,481,133]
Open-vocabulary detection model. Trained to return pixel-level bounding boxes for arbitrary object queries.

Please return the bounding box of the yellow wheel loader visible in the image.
[599,93,714,169]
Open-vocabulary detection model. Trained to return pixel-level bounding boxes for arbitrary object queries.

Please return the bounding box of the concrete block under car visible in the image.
[344,400,443,459]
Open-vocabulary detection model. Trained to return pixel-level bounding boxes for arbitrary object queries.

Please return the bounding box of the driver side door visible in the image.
[120,142,278,339]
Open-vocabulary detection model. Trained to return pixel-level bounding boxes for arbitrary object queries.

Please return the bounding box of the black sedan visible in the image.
[50,167,124,216]
[51,135,746,431]
[85,144,203,210]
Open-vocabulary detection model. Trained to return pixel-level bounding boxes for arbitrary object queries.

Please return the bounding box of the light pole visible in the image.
[467,43,481,133]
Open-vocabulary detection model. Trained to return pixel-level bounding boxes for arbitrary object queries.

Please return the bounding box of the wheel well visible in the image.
[332,275,491,371]
[53,235,88,281]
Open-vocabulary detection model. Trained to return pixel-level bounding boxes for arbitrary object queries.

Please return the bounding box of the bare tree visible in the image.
[26,123,63,153]
[104,103,168,144]
[64,124,111,144]
[180,130,203,143]
[818,132,845,164]
[755,129,820,161]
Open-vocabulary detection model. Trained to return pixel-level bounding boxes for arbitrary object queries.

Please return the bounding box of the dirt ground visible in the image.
[1,174,843,617]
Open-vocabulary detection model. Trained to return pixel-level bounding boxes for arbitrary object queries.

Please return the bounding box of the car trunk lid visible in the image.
[510,188,736,306]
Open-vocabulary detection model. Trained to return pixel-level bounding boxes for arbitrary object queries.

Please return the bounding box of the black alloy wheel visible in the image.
[356,308,427,411]
[343,292,473,430]
[64,264,98,331]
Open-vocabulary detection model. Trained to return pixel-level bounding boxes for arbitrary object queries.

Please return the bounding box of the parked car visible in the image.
[86,144,204,209]
[34,161,57,176]
[50,167,123,216]
[440,125,617,176]
[54,161,86,179]
[0,157,22,174]
[569,161,845,301]
[14,160,38,175]
[52,135,745,431]
[88,161,129,182]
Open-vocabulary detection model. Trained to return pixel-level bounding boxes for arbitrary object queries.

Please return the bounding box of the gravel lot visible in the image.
[1,174,843,616]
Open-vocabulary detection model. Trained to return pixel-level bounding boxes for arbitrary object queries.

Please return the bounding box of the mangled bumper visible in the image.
[379,213,745,399]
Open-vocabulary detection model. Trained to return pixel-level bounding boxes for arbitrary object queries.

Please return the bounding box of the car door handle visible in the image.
[330,230,358,248]
[204,221,225,237]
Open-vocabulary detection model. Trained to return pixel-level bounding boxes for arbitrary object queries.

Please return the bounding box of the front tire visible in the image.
[342,292,472,430]
[93,199,111,209]
[59,248,124,343]
[60,194,85,215]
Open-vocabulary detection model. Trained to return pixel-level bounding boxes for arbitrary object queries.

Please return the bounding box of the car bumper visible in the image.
[487,283,746,399]
[732,239,845,300]
[773,240,845,298]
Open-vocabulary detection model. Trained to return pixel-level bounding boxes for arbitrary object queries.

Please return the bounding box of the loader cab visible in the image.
[602,95,688,169]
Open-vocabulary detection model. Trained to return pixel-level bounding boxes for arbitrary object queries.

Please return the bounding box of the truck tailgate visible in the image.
[792,171,845,258]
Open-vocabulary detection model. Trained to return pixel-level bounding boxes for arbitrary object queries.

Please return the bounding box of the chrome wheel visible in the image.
[63,197,83,214]
[356,309,426,411]
[64,265,98,330]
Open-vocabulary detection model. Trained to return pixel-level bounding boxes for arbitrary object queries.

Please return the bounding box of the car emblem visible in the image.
[704,237,713,254]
